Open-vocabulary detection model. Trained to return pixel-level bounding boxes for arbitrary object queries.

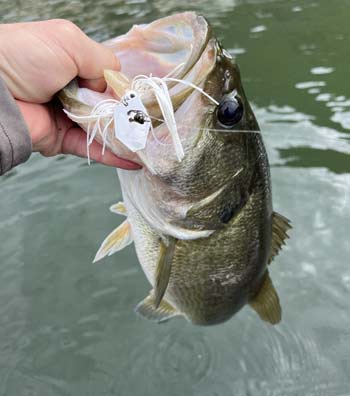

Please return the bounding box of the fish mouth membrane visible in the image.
[103,12,210,83]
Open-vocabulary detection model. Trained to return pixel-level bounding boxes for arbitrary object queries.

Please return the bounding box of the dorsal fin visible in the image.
[269,212,292,264]
[249,271,281,325]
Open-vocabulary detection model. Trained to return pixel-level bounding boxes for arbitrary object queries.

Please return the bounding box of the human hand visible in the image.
[0,19,141,170]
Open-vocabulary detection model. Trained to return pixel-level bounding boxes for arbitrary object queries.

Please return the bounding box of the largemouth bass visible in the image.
[59,12,291,326]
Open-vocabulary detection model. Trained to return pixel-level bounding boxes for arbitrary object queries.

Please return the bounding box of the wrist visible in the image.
[15,100,52,151]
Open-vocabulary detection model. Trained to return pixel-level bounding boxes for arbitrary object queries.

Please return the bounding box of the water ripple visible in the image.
[153,329,212,384]
[311,66,335,75]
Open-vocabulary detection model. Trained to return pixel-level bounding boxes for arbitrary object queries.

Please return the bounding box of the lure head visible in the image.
[59,12,259,177]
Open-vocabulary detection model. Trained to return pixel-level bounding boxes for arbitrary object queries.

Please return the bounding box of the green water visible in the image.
[1,0,350,395]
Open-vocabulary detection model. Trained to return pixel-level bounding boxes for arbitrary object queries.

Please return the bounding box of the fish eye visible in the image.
[217,95,243,128]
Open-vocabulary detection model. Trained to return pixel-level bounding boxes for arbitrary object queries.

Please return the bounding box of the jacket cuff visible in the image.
[0,77,32,175]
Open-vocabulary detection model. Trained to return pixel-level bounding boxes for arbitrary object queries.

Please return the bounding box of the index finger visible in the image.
[61,126,142,170]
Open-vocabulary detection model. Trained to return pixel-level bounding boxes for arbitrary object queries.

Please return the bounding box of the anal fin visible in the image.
[249,271,281,325]
[135,291,180,323]
[269,211,292,264]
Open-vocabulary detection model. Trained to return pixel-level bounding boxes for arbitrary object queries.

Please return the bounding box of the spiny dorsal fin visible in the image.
[154,238,176,308]
[93,220,133,263]
[269,211,292,264]
[249,271,281,325]
[109,201,127,216]
[135,291,180,323]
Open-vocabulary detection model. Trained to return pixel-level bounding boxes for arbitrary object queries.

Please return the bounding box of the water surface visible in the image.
[1,0,350,395]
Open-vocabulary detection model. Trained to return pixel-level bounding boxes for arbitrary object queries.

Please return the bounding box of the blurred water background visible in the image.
[1,0,350,395]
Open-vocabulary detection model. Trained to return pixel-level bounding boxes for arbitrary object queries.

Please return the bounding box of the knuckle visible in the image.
[49,19,81,38]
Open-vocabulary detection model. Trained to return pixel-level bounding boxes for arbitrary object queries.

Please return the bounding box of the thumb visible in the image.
[53,20,120,89]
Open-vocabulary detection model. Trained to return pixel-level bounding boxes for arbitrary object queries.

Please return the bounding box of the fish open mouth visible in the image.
[104,13,218,164]
[61,12,218,168]
[103,12,212,97]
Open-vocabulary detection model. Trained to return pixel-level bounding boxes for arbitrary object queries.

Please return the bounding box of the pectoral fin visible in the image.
[269,212,292,264]
[249,271,281,325]
[110,201,127,216]
[135,291,180,323]
[93,220,133,263]
[154,238,176,308]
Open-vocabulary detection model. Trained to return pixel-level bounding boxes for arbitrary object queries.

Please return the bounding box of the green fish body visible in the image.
[59,12,291,326]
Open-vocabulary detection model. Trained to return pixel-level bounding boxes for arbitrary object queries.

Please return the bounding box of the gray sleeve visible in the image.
[0,77,32,175]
